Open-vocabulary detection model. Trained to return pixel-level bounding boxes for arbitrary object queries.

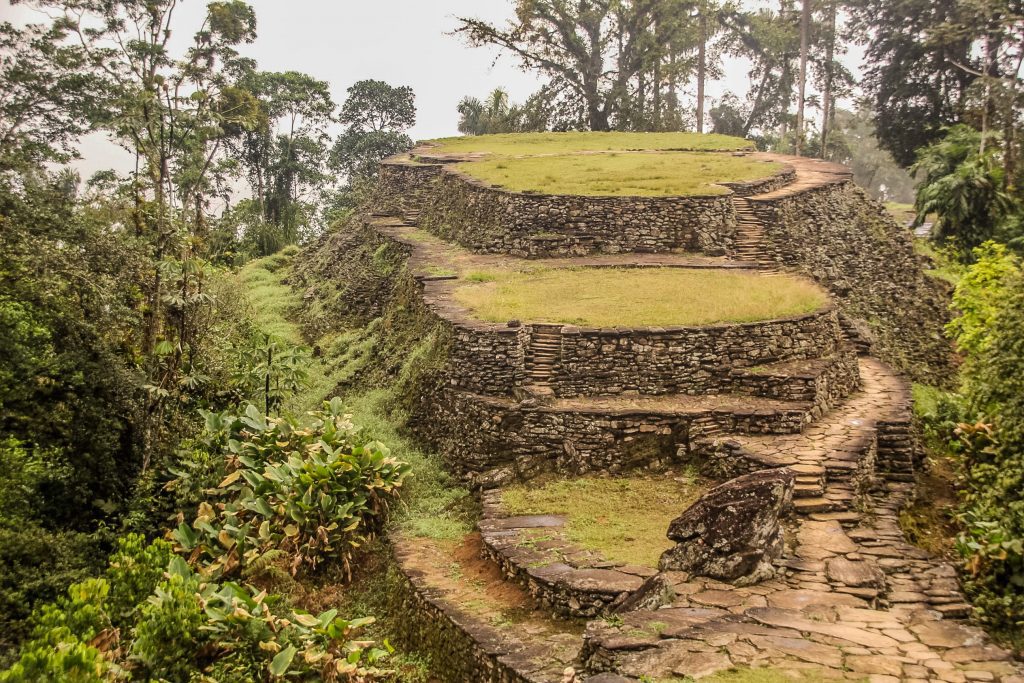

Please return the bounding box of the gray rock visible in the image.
[659,468,794,584]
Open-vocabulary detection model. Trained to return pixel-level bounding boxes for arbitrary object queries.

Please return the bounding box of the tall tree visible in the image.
[819,0,838,157]
[456,1,666,131]
[795,0,811,155]
[721,2,800,138]
[227,69,334,252]
[30,0,263,460]
[330,79,416,182]
[848,0,978,166]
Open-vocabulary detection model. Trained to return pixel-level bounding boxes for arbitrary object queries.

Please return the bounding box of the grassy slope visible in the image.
[425,131,753,155]
[453,267,829,327]
[456,152,783,197]
[501,472,706,567]
[237,251,471,540]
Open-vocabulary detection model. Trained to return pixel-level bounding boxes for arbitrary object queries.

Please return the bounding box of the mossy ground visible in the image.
[239,247,473,541]
[913,238,964,286]
[501,470,707,568]
[425,131,752,156]
[453,266,829,328]
[457,151,782,197]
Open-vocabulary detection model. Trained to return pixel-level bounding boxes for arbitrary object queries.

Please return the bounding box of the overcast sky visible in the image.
[0,0,861,176]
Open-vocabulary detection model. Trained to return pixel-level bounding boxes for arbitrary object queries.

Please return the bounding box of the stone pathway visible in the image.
[582,359,1022,682]
[704,357,910,513]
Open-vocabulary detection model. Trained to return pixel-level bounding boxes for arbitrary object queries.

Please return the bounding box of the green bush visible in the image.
[946,245,1024,629]
[0,525,110,659]
[173,399,410,579]
[1,538,393,681]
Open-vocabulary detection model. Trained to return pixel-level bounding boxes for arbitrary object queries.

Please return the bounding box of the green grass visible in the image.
[456,152,782,197]
[235,249,473,541]
[236,247,304,345]
[501,472,707,567]
[885,201,916,225]
[913,238,964,286]
[425,131,752,156]
[453,267,829,327]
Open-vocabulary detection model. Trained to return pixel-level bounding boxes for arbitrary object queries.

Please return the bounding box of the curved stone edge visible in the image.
[389,536,579,683]
[409,140,759,165]
[719,166,797,197]
[477,492,653,619]
[377,155,739,258]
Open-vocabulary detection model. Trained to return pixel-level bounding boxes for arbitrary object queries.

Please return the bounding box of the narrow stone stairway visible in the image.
[526,326,562,391]
[400,208,421,226]
[731,196,772,267]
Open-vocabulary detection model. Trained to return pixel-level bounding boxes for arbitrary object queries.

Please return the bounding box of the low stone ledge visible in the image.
[390,540,540,683]
[390,535,585,682]
[478,492,650,619]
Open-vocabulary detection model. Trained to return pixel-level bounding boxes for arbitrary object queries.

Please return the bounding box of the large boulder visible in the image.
[659,468,794,585]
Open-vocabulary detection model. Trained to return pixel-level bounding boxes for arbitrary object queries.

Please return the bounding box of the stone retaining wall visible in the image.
[750,181,955,384]
[411,388,812,488]
[361,220,850,402]
[448,325,529,396]
[377,158,738,258]
[729,348,861,420]
[374,160,442,216]
[547,308,844,398]
[477,500,652,619]
[389,540,534,683]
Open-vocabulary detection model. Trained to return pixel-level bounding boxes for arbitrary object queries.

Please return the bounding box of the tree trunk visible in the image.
[653,59,662,130]
[697,12,707,134]
[668,44,677,126]
[638,71,647,130]
[796,0,810,156]
[820,0,836,158]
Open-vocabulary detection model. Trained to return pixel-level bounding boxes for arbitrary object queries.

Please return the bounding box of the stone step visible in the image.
[794,484,826,498]
[793,497,841,514]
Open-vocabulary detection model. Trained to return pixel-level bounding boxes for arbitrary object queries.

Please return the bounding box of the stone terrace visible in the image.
[362,138,1019,681]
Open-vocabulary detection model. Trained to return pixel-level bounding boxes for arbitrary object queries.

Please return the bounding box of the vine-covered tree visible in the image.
[456,0,670,131]
[226,69,335,255]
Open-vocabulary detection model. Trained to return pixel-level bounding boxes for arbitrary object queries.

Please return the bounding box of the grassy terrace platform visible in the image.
[456,151,783,197]
[424,131,754,155]
[501,472,708,567]
[452,267,828,327]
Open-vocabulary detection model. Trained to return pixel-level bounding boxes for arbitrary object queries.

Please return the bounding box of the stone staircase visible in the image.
[876,418,918,481]
[525,325,562,391]
[400,208,421,226]
[731,196,772,267]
